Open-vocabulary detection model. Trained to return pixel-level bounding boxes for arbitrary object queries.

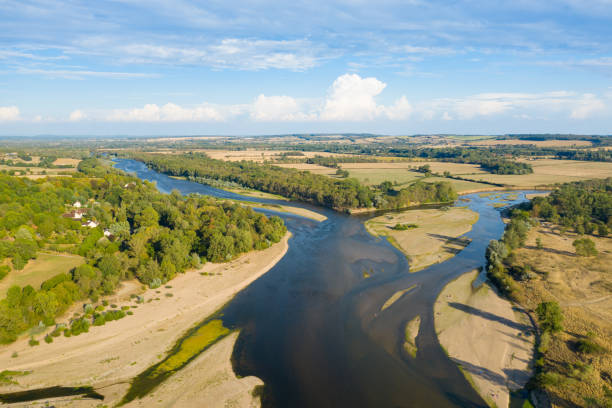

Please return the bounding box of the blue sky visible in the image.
[1,0,611,136]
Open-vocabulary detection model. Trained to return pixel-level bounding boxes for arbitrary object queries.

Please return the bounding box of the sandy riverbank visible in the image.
[0,233,290,407]
[434,270,534,408]
[365,207,478,272]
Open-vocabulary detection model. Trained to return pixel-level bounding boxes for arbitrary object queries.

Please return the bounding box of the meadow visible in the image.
[0,253,84,298]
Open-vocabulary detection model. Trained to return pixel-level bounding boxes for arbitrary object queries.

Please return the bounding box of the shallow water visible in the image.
[114,159,536,407]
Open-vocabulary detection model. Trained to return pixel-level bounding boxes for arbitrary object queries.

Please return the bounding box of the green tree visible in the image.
[536,301,563,333]
[573,238,598,257]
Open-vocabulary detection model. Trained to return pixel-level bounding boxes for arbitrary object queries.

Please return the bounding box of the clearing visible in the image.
[0,253,84,298]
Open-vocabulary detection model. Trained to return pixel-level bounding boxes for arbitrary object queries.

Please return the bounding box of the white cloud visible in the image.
[250,95,315,121]
[570,93,605,119]
[0,106,20,121]
[69,109,85,121]
[17,68,156,80]
[320,74,387,121]
[108,103,227,122]
[115,38,326,71]
[64,74,609,125]
[383,96,413,120]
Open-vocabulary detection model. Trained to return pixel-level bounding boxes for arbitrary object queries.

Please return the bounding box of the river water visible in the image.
[115,159,534,408]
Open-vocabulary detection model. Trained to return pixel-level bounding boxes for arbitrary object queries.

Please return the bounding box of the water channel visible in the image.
[113,159,537,408]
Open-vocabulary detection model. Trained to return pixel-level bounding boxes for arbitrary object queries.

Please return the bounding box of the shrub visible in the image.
[576,339,606,354]
[93,315,106,326]
[102,300,108,306]
[392,223,418,231]
[537,371,564,387]
[536,301,563,333]
[573,238,598,257]
[28,337,39,347]
[44,334,53,344]
[70,318,90,336]
[127,311,133,316]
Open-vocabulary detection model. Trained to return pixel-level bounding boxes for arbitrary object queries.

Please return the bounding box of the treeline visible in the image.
[304,155,379,168]
[129,153,457,210]
[555,149,612,162]
[0,158,286,343]
[132,152,376,209]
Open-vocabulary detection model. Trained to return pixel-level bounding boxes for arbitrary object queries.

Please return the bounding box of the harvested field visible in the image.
[461,159,612,187]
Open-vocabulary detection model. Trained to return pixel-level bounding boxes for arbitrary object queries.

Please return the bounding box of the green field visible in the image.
[0,253,84,298]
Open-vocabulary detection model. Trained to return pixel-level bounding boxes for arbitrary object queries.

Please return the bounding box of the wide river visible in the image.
[116,159,534,408]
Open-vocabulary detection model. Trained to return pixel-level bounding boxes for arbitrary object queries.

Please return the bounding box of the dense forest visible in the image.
[531,178,612,235]
[128,153,457,210]
[0,158,286,343]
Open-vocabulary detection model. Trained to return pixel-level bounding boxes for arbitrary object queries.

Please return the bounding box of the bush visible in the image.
[537,371,565,387]
[28,337,39,347]
[0,265,10,281]
[576,339,606,354]
[536,301,563,333]
[93,315,106,326]
[44,334,53,344]
[70,318,90,336]
[392,223,418,231]
[573,238,598,257]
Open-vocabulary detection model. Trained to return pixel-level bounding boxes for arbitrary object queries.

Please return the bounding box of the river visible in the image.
[115,159,534,408]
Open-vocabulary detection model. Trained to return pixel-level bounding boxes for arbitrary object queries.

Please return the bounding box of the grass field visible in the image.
[465,159,612,187]
[0,252,84,298]
[365,207,479,271]
[509,226,612,407]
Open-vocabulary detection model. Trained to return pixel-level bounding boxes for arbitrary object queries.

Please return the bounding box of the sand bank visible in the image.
[365,207,478,271]
[0,233,290,407]
[434,270,534,408]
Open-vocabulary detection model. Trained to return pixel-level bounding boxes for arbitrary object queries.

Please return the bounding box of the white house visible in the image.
[83,220,98,228]
[73,201,82,208]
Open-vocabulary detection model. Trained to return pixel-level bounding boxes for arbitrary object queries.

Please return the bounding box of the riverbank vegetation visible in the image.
[485,178,612,407]
[0,158,286,344]
[127,152,457,211]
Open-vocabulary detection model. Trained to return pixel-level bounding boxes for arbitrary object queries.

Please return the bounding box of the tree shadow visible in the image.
[451,358,507,387]
[427,233,471,247]
[448,302,531,331]
[523,245,575,257]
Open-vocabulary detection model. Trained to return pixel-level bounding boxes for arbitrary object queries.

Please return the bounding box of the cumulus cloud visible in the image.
[85,74,608,125]
[0,106,20,121]
[250,94,315,121]
[320,74,387,121]
[69,109,85,121]
[108,103,227,122]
